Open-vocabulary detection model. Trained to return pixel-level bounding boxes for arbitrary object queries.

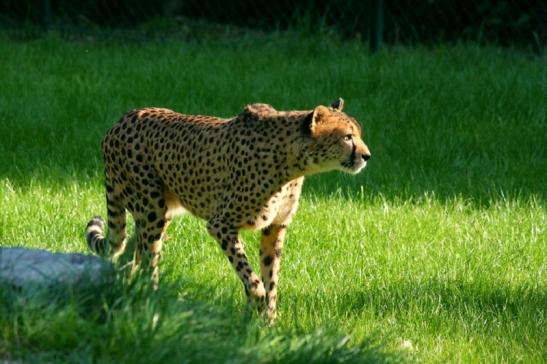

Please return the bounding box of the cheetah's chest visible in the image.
[242,178,304,230]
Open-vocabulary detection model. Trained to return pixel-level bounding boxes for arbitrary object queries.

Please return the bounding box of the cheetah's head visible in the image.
[300,98,371,175]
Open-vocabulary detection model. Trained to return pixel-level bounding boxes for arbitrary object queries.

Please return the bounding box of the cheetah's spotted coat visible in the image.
[86,98,371,320]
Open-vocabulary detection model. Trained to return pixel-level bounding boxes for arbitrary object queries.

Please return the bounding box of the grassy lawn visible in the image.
[0,32,545,363]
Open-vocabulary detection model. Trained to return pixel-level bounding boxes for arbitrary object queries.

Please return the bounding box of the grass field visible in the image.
[0,31,545,363]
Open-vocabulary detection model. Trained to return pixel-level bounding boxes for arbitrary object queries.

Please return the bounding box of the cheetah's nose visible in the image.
[362,153,371,162]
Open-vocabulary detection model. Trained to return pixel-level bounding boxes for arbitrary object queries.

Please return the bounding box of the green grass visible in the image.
[0,31,546,363]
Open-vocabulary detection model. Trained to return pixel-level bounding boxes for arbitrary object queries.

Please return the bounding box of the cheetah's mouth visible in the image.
[341,152,366,174]
[341,159,366,174]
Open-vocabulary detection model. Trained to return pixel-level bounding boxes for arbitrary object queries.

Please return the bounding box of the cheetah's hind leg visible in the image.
[126,184,170,288]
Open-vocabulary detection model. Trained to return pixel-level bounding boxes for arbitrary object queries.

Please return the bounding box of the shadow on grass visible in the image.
[328,279,545,344]
[0,87,544,206]
[303,165,546,206]
[0,274,405,364]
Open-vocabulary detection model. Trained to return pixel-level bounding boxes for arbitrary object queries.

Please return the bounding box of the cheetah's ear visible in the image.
[330,97,344,111]
[301,105,330,138]
[313,105,331,124]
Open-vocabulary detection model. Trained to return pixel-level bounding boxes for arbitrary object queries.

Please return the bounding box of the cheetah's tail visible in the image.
[85,216,109,256]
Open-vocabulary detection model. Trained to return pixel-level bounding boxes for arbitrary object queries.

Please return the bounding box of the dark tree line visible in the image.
[1,0,545,48]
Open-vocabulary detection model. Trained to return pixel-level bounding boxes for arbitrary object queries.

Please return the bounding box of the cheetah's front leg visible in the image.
[260,224,286,322]
[207,218,266,309]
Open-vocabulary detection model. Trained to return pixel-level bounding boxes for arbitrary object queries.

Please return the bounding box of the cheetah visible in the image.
[85,98,371,321]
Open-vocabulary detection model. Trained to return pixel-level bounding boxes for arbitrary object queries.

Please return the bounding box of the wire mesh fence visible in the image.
[1,0,545,52]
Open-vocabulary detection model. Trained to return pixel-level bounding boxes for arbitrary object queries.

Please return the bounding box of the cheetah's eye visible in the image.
[343,134,353,142]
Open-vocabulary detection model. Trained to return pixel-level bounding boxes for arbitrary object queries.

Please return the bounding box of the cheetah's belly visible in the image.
[154,161,227,220]
[162,184,223,221]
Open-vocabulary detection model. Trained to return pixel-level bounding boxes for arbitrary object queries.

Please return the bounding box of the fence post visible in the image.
[42,0,52,30]
[369,0,384,53]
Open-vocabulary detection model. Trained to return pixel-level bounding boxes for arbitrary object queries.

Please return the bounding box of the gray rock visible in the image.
[0,247,114,290]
